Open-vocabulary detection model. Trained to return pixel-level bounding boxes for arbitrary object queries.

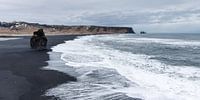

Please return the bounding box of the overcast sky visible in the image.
[0,0,200,33]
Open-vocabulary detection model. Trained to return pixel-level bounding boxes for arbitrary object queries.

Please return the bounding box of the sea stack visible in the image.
[30,29,47,50]
[140,31,146,34]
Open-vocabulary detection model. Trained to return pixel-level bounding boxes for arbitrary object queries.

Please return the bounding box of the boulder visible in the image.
[30,29,47,50]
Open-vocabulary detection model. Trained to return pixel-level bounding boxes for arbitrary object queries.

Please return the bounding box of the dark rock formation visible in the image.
[30,29,47,50]
[140,31,146,34]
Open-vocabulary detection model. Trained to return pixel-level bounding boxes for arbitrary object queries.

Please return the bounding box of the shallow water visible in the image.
[45,33,200,100]
[0,38,20,41]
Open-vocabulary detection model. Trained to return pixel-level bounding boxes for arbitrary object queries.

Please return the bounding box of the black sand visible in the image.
[0,35,78,100]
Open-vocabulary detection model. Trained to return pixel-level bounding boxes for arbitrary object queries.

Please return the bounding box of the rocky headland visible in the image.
[0,21,134,36]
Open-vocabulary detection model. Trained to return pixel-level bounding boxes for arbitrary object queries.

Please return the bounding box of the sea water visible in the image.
[45,33,200,100]
[0,37,20,41]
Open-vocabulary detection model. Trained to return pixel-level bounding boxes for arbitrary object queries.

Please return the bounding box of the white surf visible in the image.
[45,34,200,100]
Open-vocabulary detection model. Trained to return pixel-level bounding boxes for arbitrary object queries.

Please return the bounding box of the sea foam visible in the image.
[45,34,200,100]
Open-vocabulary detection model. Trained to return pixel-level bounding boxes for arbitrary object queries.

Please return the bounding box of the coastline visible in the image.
[0,22,135,35]
[0,32,130,37]
[0,33,84,37]
[0,35,78,100]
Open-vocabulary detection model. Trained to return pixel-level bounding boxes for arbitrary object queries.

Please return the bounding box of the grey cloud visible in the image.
[77,8,200,25]
[0,0,200,32]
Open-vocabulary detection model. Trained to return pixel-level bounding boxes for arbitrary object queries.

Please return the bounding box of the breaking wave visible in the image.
[45,34,200,100]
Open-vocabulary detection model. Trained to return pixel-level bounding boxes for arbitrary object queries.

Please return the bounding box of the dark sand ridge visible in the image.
[0,35,77,100]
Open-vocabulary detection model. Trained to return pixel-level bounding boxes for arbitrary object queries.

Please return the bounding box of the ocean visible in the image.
[0,37,20,41]
[44,33,200,100]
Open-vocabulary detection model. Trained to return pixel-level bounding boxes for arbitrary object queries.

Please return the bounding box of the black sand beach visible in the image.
[0,35,77,100]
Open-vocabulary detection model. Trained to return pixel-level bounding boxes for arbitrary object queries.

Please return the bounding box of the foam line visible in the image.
[46,34,200,100]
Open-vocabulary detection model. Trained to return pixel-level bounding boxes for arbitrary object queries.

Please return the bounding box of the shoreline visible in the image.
[0,33,86,37]
[0,35,78,100]
[0,32,129,37]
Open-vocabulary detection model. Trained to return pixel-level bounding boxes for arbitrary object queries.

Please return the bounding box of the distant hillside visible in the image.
[0,21,135,35]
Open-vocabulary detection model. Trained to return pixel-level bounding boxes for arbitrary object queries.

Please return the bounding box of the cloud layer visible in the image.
[0,0,200,33]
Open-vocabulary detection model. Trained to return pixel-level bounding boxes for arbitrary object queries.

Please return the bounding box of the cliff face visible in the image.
[0,21,135,35]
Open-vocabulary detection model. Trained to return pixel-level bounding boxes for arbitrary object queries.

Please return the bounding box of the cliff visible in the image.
[0,21,135,35]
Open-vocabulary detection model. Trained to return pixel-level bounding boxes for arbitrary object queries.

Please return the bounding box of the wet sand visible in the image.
[0,35,78,100]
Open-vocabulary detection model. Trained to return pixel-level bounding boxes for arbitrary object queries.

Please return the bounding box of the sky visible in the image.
[0,0,200,33]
